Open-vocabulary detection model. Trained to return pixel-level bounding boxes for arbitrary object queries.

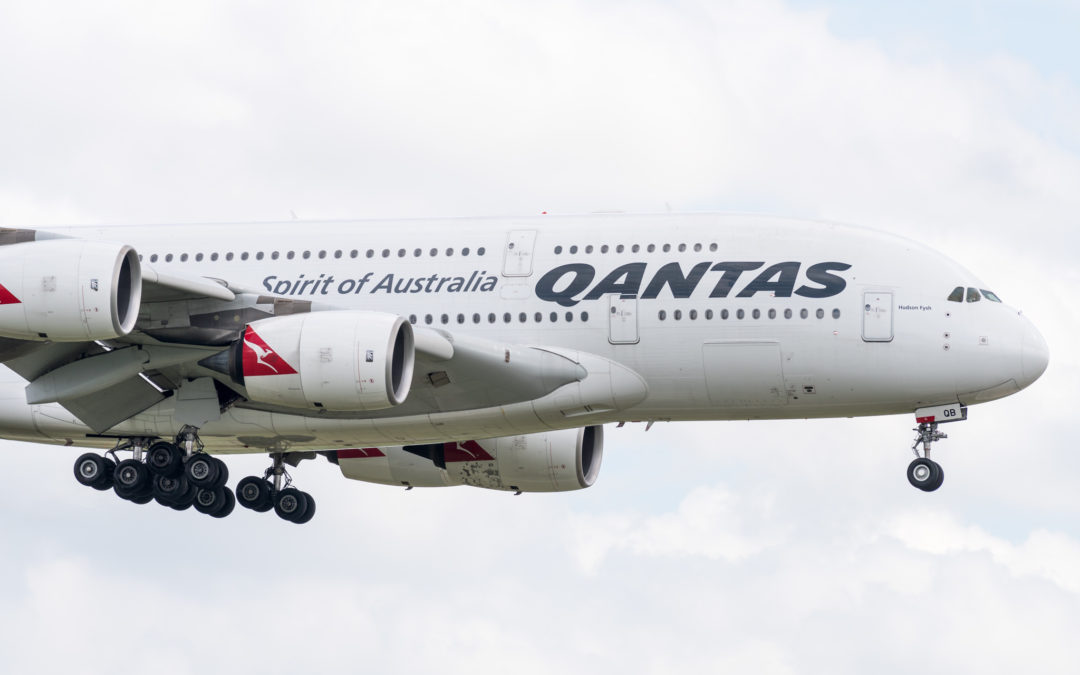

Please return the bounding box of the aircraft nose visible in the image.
[1019,317,1049,388]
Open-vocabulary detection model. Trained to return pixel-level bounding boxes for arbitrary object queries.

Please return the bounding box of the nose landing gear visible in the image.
[907,404,966,492]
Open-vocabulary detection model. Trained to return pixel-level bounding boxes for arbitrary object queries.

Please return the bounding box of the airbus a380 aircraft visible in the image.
[0,214,1049,523]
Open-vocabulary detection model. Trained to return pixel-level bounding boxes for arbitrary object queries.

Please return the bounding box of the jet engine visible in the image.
[231,310,415,411]
[0,239,141,341]
[336,425,604,493]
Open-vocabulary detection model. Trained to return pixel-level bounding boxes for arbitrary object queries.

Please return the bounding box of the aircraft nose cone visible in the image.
[1019,319,1049,388]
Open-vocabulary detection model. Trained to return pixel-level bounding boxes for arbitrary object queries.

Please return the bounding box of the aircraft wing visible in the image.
[0,237,642,433]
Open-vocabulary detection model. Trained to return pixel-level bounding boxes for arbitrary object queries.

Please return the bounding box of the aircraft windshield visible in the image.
[966,287,981,302]
[981,289,1002,303]
[947,286,964,302]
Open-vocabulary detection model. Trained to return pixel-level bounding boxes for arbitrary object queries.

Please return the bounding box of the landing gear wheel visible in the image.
[907,458,944,492]
[194,487,227,515]
[214,457,229,488]
[153,474,192,507]
[928,461,944,491]
[212,488,235,519]
[184,454,221,489]
[74,453,113,490]
[113,459,151,500]
[274,488,310,523]
[236,476,274,512]
[146,441,184,477]
[294,492,316,524]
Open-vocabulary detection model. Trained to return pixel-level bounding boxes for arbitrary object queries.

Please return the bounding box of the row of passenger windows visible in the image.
[410,311,591,326]
[554,242,718,255]
[947,286,1001,303]
[141,247,488,264]
[404,306,842,326]
[659,307,841,321]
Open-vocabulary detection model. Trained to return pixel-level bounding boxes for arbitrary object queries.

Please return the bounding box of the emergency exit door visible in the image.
[862,291,894,342]
[608,295,639,344]
[502,230,537,277]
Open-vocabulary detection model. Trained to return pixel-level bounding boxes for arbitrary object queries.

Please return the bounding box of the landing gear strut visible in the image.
[908,421,946,492]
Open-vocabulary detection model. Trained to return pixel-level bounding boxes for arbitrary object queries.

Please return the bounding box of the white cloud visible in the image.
[572,485,785,573]
[889,509,1080,594]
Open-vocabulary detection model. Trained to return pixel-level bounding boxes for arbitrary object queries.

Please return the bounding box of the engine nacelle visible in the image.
[0,239,141,341]
[238,310,414,411]
[337,426,604,493]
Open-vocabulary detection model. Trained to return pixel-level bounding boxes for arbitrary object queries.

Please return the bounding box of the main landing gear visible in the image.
[235,452,316,525]
[73,433,316,524]
[74,433,235,517]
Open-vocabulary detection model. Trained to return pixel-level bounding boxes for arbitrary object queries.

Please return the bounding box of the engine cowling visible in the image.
[336,426,604,492]
[237,310,414,411]
[0,239,141,341]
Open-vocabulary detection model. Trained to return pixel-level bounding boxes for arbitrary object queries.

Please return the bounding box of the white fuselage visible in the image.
[0,214,1048,452]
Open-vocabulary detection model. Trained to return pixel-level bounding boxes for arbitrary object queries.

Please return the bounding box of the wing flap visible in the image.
[60,376,170,434]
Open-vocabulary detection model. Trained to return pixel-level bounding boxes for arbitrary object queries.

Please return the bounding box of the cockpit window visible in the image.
[980,289,1002,303]
[947,286,964,302]
[966,287,981,303]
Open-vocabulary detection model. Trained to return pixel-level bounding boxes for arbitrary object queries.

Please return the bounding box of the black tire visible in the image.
[274,487,309,523]
[146,441,184,477]
[101,458,117,491]
[254,480,275,512]
[194,487,226,515]
[213,457,229,489]
[926,461,945,492]
[182,480,199,504]
[184,454,220,488]
[74,453,112,490]
[113,459,150,497]
[907,457,940,492]
[294,492,316,524]
[211,488,235,519]
[153,473,189,505]
[236,476,273,511]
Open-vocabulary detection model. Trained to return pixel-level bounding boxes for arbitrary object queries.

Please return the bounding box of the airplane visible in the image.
[0,213,1049,523]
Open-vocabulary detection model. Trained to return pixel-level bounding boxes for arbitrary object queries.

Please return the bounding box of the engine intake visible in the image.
[0,239,141,341]
[233,310,414,411]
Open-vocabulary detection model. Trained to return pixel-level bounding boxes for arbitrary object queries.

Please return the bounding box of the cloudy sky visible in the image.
[1,1,1078,672]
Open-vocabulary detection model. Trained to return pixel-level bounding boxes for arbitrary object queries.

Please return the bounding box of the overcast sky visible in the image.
[0,1,1078,673]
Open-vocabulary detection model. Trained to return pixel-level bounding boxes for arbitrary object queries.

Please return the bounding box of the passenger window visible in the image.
[981,289,1002,303]
[966,287,981,303]
[947,287,964,302]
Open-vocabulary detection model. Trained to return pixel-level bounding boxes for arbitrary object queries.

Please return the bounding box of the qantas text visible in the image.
[535,261,852,307]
